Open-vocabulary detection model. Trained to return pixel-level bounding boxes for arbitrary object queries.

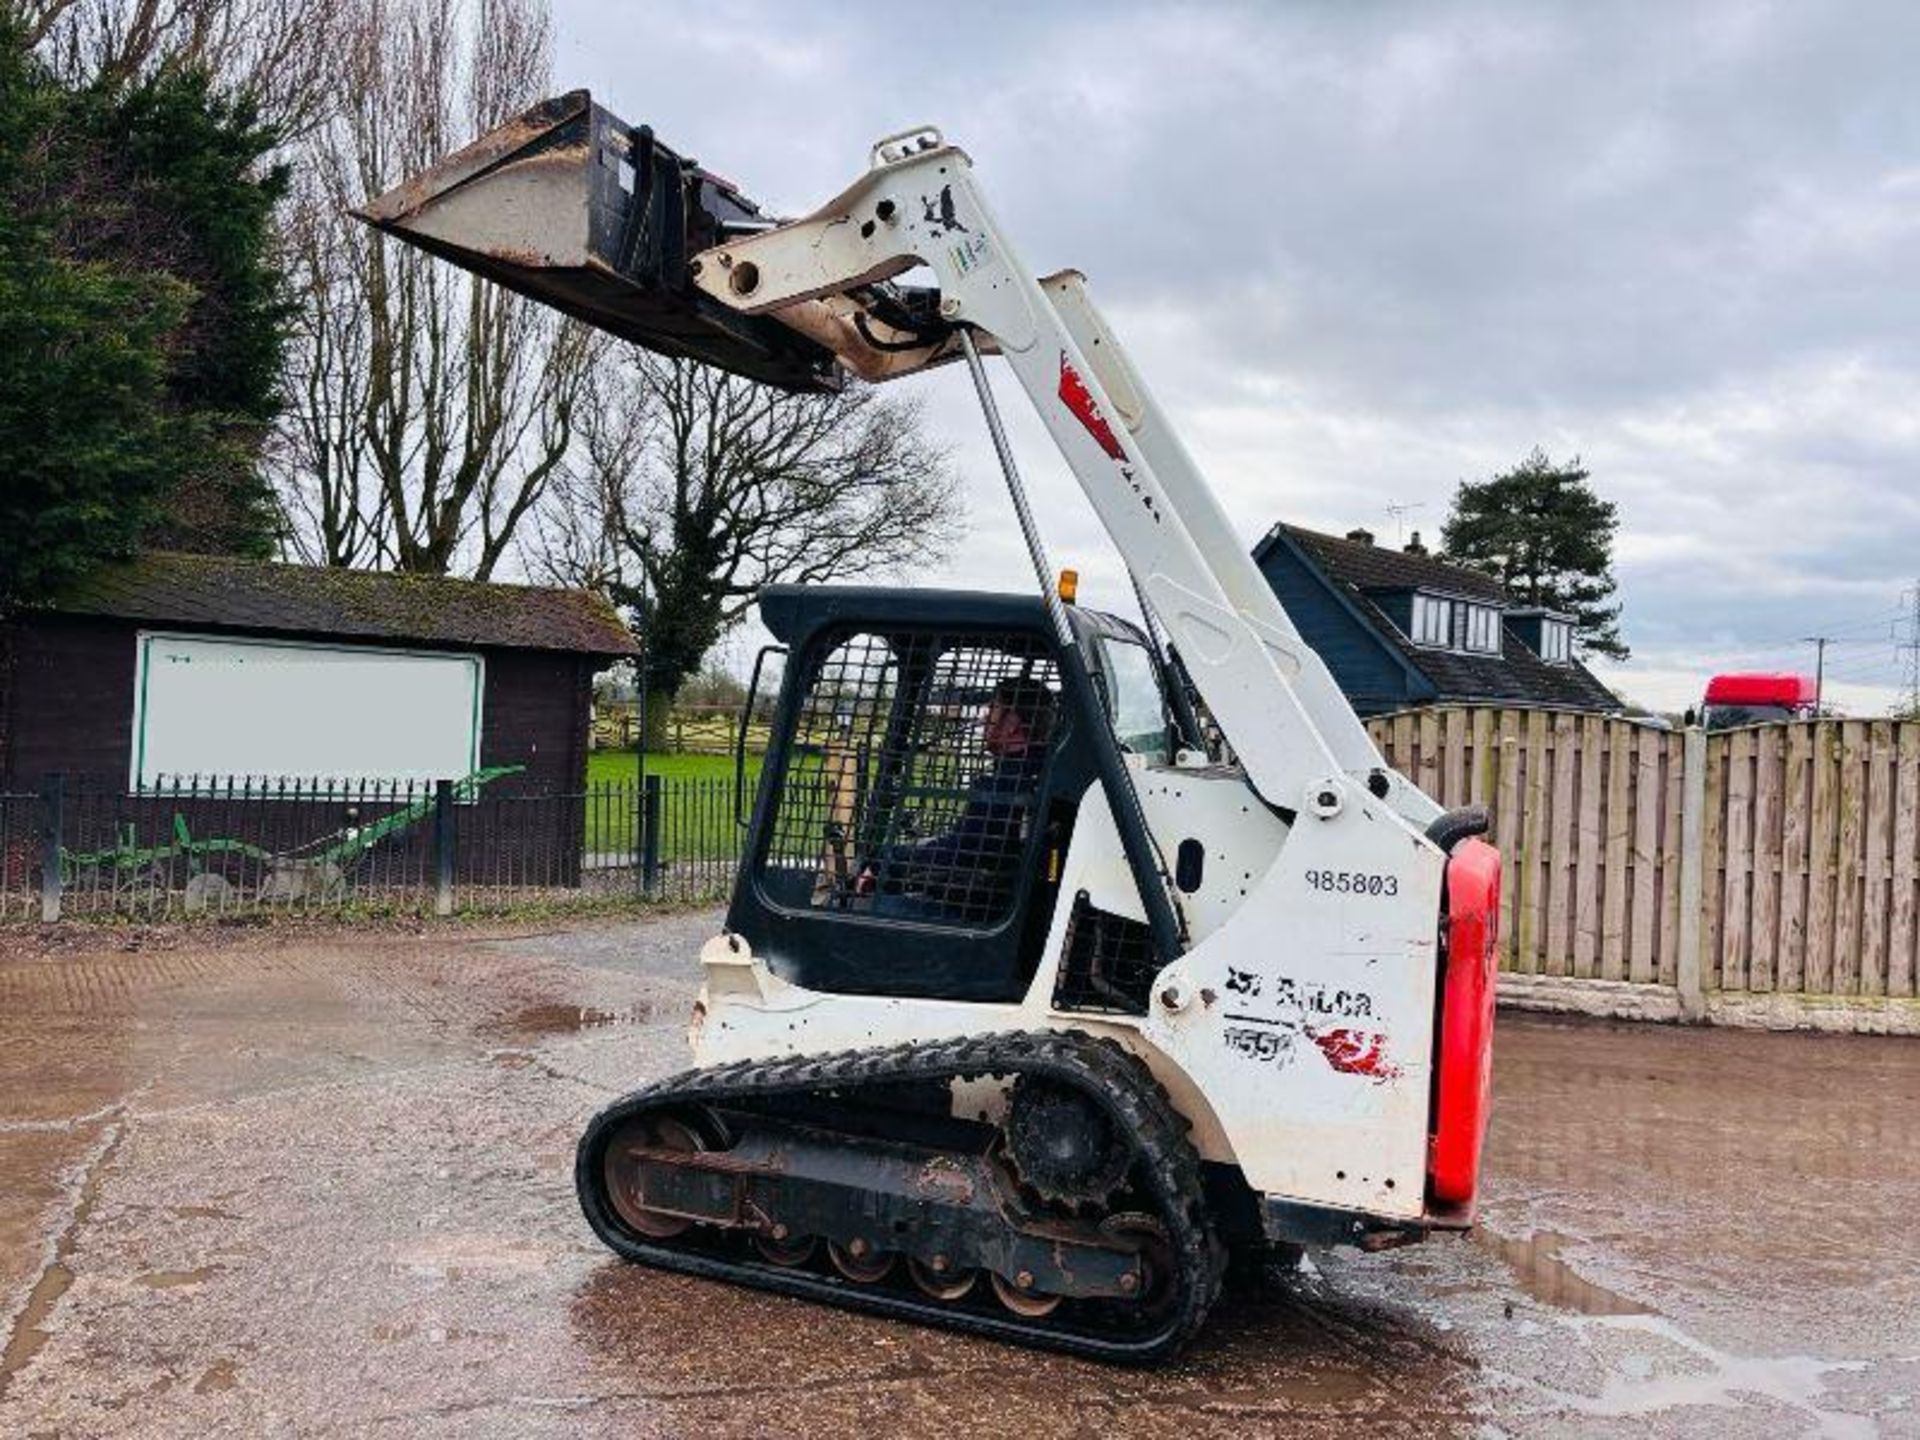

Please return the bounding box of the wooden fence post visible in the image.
[432,779,455,917]
[1675,725,1708,1019]
[38,772,64,923]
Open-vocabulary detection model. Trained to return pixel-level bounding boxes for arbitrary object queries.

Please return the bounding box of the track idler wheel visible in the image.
[828,1240,896,1284]
[602,1112,708,1240]
[907,1256,976,1301]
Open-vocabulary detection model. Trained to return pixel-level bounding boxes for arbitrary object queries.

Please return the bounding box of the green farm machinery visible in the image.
[59,766,524,912]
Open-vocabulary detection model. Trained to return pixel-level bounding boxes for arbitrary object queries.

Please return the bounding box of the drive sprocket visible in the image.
[1002,1074,1132,1209]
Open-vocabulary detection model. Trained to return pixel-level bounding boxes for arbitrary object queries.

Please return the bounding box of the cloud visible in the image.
[553,0,1920,710]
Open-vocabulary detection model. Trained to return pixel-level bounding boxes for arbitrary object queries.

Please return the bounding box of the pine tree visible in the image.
[106,68,293,556]
[0,29,188,611]
[0,24,288,613]
[1441,449,1629,660]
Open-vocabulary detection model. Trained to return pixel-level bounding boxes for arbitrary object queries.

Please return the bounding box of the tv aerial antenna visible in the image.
[1384,501,1425,547]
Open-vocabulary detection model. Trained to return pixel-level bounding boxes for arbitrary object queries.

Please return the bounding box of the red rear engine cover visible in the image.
[1430,837,1501,1208]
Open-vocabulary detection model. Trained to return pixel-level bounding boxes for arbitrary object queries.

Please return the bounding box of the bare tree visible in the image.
[22,0,344,138]
[273,0,598,578]
[532,354,964,723]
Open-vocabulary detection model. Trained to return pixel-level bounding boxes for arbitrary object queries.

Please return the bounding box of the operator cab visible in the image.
[728,585,1184,1003]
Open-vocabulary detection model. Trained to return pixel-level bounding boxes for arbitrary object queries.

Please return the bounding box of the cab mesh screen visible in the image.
[761,629,1059,930]
[1051,892,1159,1015]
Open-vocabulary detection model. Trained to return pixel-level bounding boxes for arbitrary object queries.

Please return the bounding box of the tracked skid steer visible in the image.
[360,93,1504,1362]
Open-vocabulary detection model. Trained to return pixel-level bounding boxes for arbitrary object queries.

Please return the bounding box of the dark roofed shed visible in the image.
[1,552,637,792]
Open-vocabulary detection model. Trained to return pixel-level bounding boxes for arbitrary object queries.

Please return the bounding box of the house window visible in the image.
[1462,604,1501,655]
[1410,594,1451,646]
[1539,619,1573,664]
[1409,593,1501,654]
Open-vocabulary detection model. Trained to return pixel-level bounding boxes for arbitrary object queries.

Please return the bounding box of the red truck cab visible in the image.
[1700,673,1818,731]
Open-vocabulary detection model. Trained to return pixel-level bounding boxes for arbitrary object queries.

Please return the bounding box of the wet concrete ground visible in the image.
[0,913,1915,1438]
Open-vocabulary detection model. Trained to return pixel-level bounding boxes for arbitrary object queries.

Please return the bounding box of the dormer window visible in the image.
[1408,592,1501,654]
[1461,603,1501,655]
[1410,593,1450,646]
[1502,608,1575,665]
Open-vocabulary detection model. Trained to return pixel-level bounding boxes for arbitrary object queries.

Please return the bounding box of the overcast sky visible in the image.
[553,0,1920,713]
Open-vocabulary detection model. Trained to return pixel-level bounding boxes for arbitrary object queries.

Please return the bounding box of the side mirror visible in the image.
[1683,707,1698,729]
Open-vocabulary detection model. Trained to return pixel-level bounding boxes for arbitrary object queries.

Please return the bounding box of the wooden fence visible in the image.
[1366,708,1920,1003]
[592,703,771,755]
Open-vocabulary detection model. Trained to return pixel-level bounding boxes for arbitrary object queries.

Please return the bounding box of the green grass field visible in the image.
[582,750,763,856]
[586,751,757,785]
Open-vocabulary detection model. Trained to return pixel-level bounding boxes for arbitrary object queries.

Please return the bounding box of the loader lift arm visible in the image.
[358,99,1435,840]
[360,101,1443,976]
[678,129,1437,836]
[669,130,1447,979]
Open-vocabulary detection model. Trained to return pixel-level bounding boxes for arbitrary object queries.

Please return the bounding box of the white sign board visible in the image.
[132,632,483,788]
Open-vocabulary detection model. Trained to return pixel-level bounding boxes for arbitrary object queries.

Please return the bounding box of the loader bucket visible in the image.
[355,90,839,392]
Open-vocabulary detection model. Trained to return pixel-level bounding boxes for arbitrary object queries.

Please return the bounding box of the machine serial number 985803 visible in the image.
[1306,869,1399,897]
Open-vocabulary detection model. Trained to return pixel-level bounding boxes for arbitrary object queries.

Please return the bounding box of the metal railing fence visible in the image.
[14,773,747,921]
[0,790,37,921]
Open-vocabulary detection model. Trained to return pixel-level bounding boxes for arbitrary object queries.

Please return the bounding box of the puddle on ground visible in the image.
[0,1120,123,1399]
[0,1258,76,1397]
[170,1204,242,1222]
[1478,1229,1650,1316]
[395,1234,554,1279]
[1492,1313,1876,1438]
[488,1003,648,1037]
[135,1265,223,1290]
[192,1357,239,1395]
[370,1319,496,1345]
[1474,1231,1877,1436]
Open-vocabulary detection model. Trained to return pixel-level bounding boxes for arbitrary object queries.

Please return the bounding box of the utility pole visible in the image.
[1800,636,1829,714]
[1902,582,1920,717]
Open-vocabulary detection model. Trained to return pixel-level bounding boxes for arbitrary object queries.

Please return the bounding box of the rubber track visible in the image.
[576,1029,1226,1364]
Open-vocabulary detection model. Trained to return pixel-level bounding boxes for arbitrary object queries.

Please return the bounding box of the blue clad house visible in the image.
[1252,524,1618,717]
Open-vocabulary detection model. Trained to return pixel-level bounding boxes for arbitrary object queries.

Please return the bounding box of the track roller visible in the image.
[989,1270,1062,1318]
[752,1230,817,1267]
[907,1257,976,1300]
[828,1240,896,1284]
